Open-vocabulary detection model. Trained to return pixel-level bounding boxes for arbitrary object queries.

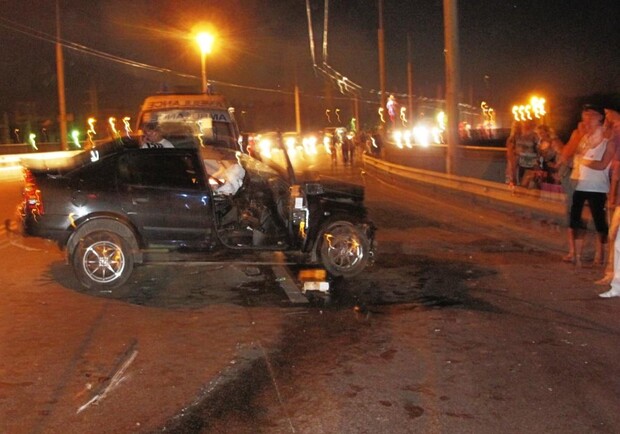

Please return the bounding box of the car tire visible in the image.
[318,220,370,278]
[71,222,135,290]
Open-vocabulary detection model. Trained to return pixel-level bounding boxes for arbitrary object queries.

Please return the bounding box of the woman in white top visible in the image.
[569,105,615,266]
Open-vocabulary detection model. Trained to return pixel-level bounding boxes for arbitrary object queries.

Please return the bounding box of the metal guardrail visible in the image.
[362,153,566,223]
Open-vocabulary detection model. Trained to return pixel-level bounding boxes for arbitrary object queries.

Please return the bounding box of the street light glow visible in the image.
[196,31,215,93]
[196,32,214,55]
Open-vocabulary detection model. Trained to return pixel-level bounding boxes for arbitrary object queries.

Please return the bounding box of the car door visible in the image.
[117,150,214,248]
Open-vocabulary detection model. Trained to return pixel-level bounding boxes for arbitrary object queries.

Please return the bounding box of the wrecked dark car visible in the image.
[20,137,375,290]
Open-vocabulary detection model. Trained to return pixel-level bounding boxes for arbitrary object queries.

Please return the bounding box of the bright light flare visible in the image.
[512,95,547,121]
[122,117,132,137]
[323,135,332,154]
[87,117,96,135]
[413,125,430,147]
[108,117,118,136]
[392,130,412,149]
[392,130,404,149]
[196,32,215,54]
[285,137,296,148]
[87,117,97,146]
[400,107,408,126]
[71,130,81,148]
[285,137,297,156]
[302,136,318,155]
[258,137,273,158]
[531,96,546,118]
[431,127,442,144]
[29,133,38,150]
[481,101,496,127]
[436,111,446,131]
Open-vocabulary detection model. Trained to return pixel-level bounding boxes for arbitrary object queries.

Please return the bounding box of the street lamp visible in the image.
[196,32,215,94]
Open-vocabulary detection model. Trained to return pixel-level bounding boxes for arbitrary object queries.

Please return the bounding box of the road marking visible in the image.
[9,239,43,251]
[77,345,139,414]
[0,224,19,250]
[1,220,44,251]
[272,265,308,304]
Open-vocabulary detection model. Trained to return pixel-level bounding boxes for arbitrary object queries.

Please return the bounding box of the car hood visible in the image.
[303,180,364,202]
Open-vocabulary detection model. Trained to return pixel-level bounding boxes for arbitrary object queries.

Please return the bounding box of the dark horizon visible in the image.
[0,0,618,137]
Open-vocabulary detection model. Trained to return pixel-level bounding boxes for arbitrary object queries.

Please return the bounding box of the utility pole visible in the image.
[378,0,386,112]
[322,0,333,123]
[56,0,68,150]
[407,33,414,123]
[443,0,460,175]
[294,83,301,134]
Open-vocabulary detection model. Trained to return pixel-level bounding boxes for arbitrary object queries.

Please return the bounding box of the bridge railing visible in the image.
[363,148,566,225]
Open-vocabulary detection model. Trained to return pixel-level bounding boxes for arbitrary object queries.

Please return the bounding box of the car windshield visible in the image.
[139,109,238,149]
[199,146,289,186]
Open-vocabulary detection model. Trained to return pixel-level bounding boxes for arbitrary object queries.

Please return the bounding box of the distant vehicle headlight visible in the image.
[259,138,273,157]
[413,125,430,147]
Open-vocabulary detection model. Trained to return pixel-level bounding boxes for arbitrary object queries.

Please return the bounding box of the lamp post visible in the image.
[196,32,214,94]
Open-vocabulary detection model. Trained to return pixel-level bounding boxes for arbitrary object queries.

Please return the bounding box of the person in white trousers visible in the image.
[598,106,620,298]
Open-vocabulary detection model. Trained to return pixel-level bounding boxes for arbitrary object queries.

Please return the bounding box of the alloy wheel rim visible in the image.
[82,240,125,283]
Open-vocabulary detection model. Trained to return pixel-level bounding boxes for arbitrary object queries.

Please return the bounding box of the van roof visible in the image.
[140,93,229,111]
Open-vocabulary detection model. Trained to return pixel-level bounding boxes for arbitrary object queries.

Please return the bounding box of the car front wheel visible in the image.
[319,220,370,278]
[72,229,134,290]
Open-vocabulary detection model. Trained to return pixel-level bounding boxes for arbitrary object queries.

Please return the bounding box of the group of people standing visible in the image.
[506,103,620,297]
[505,119,563,189]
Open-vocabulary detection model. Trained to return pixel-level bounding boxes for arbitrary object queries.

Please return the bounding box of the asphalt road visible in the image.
[1,153,619,433]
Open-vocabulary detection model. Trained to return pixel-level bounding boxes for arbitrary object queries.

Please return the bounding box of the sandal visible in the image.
[562,254,575,263]
[595,275,613,285]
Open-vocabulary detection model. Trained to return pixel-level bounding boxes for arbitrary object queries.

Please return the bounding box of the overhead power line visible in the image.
[0,18,299,96]
[305,0,363,98]
[0,15,469,111]
[0,17,195,78]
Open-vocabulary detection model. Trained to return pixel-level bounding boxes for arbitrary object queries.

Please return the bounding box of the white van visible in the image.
[135,93,241,150]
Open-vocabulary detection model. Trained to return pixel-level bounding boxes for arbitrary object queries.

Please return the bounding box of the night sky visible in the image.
[0,0,618,129]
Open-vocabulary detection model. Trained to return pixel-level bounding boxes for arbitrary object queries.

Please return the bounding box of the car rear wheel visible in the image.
[319,220,370,278]
[72,227,134,290]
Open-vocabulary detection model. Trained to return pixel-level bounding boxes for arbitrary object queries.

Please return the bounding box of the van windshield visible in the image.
[139,108,239,150]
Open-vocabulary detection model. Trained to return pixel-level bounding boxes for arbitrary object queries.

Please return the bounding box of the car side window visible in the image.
[118,153,201,190]
[75,157,117,192]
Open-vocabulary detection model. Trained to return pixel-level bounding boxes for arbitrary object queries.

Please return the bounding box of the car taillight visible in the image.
[22,168,44,216]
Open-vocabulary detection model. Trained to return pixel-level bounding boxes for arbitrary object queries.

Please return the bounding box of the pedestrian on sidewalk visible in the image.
[506,119,540,188]
[535,124,564,185]
[596,105,620,297]
[559,122,587,262]
[342,133,354,165]
[567,104,615,267]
